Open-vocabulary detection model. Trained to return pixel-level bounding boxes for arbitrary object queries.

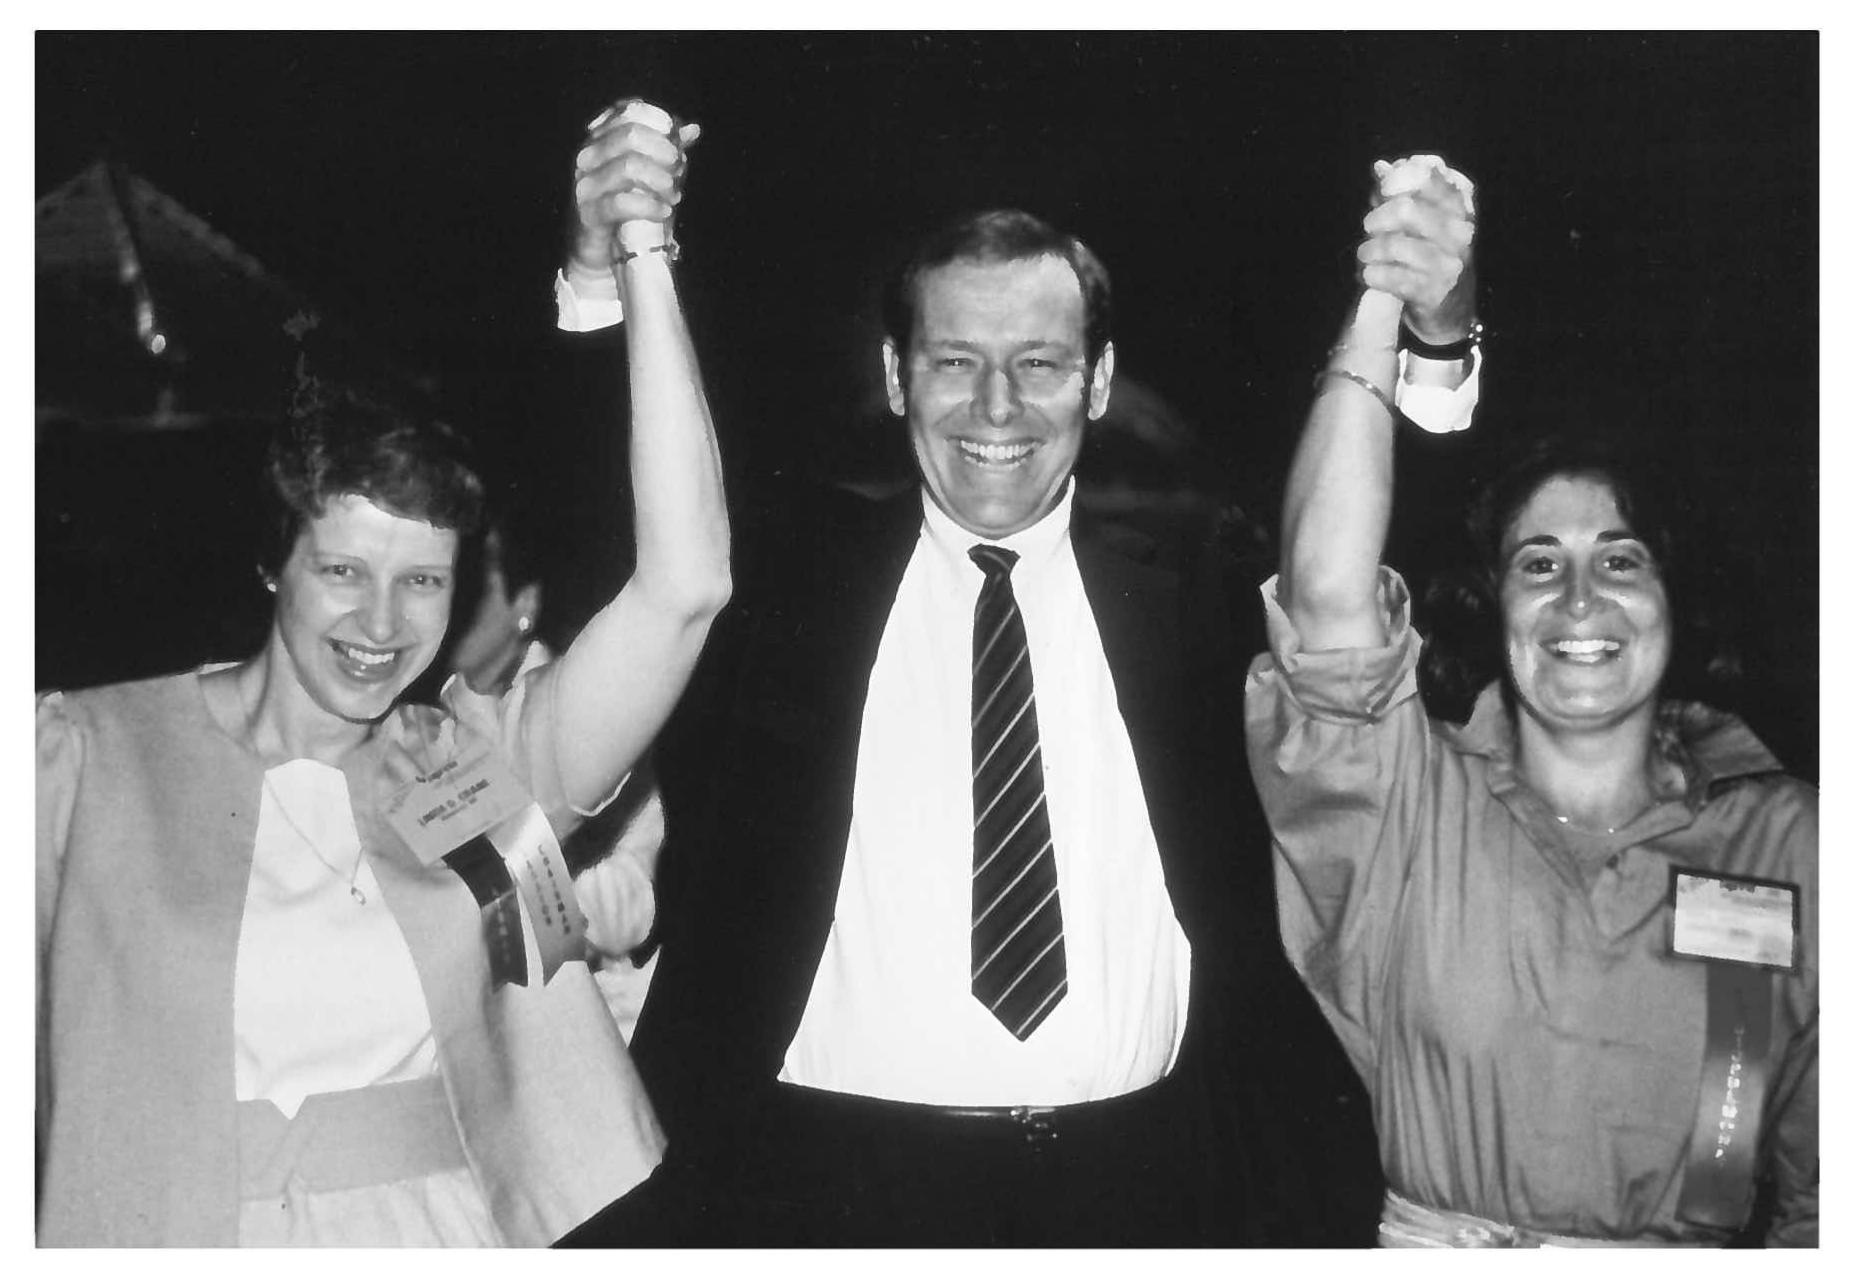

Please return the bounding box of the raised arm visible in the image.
[1279,157,1476,651]
[547,99,731,812]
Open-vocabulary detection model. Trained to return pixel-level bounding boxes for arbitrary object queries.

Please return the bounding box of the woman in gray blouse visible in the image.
[1244,156,1816,1247]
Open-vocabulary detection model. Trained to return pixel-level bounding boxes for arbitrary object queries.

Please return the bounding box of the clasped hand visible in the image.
[569,98,702,277]
[1356,156,1477,344]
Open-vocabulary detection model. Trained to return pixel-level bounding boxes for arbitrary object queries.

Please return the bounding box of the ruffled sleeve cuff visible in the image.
[37,691,85,950]
[1251,567,1424,725]
[572,787,665,958]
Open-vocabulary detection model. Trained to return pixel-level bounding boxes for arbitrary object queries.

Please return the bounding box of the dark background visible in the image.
[36,31,1817,777]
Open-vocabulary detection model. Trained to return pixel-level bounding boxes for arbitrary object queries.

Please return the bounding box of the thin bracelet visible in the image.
[616,238,681,265]
[1315,367,1396,417]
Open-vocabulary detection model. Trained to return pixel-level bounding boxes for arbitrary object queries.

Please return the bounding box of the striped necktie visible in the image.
[968,544,1066,1040]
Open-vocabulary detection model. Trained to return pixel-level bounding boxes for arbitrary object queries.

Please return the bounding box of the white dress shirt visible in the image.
[778,483,1192,1106]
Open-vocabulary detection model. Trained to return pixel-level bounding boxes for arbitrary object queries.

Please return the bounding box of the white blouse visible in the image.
[231,747,662,1118]
[232,758,437,1117]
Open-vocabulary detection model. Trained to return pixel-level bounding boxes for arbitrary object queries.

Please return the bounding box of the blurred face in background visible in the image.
[445,528,542,693]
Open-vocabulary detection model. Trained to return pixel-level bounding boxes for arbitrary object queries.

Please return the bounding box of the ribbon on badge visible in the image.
[1674,963,1772,1229]
[385,729,588,988]
[1668,868,1799,1230]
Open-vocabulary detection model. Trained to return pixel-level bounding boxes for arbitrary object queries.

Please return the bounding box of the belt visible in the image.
[1377,1190,1705,1249]
[237,1075,468,1199]
[772,1076,1173,1148]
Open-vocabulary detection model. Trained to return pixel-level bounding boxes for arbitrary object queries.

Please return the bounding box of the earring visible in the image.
[517,614,533,636]
[263,578,277,593]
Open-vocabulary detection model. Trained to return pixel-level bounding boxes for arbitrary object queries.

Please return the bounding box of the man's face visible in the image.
[884,255,1113,539]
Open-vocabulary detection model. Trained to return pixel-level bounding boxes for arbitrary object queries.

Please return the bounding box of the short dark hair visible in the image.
[1418,435,1741,720]
[1466,436,1677,586]
[880,209,1112,370]
[257,378,485,577]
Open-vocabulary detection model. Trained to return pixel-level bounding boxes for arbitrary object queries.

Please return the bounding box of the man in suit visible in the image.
[563,123,1478,1243]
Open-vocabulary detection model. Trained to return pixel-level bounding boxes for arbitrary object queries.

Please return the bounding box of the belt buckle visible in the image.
[1010,1104,1058,1147]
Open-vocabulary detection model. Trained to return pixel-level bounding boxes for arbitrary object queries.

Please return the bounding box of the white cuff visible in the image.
[554,269,625,333]
[1393,345,1482,435]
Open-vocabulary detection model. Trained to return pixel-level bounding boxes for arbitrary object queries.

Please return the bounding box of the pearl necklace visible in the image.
[262,775,368,905]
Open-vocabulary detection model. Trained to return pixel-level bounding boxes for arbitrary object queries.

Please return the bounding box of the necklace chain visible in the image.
[261,776,368,905]
[1552,812,1619,836]
[1550,794,1655,837]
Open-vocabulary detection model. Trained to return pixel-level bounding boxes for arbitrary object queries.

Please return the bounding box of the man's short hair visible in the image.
[881,209,1113,371]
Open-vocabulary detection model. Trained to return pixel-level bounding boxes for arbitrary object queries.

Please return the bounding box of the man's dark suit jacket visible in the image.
[637,482,1379,1245]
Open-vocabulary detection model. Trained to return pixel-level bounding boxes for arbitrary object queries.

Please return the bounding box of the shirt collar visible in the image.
[1448,682,1787,799]
[918,477,1075,585]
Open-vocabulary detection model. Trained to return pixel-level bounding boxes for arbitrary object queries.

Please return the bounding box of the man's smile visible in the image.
[955,438,1038,467]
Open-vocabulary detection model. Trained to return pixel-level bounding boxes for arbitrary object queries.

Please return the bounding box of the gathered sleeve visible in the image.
[36,693,84,1145]
[1241,568,1433,1070]
[571,777,665,960]
[37,694,83,962]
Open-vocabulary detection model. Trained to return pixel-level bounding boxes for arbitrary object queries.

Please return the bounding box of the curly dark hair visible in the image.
[880,208,1113,379]
[256,376,486,578]
[1417,435,1742,722]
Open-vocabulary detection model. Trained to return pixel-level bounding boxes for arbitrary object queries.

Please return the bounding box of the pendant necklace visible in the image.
[262,776,369,905]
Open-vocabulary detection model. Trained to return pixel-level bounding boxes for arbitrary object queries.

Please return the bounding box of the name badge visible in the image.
[1668,868,1800,973]
[385,741,587,986]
